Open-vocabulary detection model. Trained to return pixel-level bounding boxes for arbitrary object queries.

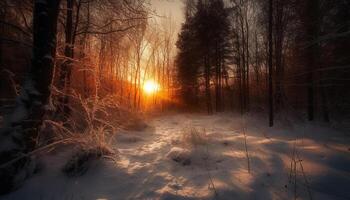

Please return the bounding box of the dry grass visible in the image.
[35,90,127,176]
[181,126,208,148]
[41,92,120,149]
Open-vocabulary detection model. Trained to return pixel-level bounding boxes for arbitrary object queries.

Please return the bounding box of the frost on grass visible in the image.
[181,126,208,148]
[61,127,116,177]
[167,127,212,166]
[62,145,113,177]
[40,94,120,177]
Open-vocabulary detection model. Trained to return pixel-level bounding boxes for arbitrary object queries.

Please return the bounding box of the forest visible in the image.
[0,0,349,199]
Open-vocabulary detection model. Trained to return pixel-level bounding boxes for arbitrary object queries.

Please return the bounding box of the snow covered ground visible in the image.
[2,113,350,200]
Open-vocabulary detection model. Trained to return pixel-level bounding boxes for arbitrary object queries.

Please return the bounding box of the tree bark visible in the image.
[268,0,274,127]
[274,0,285,111]
[305,0,320,121]
[0,0,61,194]
[205,55,212,114]
[57,0,74,116]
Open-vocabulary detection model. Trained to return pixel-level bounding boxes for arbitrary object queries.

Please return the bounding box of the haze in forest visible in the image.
[0,0,349,199]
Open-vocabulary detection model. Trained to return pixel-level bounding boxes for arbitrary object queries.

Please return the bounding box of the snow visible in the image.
[2,113,350,200]
[166,147,191,165]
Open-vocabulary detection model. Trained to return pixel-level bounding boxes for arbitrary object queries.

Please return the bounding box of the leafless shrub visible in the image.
[37,90,124,176]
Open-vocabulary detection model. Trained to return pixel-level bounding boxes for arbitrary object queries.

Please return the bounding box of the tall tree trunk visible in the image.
[83,0,90,98]
[305,0,320,121]
[0,0,61,194]
[254,30,261,101]
[236,36,244,114]
[320,83,329,122]
[133,55,140,109]
[245,14,250,112]
[57,0,74,116]
[240,16,247,113]
[215,43,221,112]
[274,0,284,111]
[0,8,5,107]
[205,55,212,114]
[268,0,274,127]
[219,50,223,111]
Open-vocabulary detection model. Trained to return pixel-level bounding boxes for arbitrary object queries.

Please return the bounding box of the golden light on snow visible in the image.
[143,80,160,95]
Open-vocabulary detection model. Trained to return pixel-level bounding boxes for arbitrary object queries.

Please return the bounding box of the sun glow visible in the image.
[143,80,160,95]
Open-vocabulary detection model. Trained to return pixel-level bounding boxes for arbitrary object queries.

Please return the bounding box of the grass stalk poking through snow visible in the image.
[289,140,313,200]
[204,137,219,199]
[181,126,208,148]
[180,126,218,198]
[241,115,251,173]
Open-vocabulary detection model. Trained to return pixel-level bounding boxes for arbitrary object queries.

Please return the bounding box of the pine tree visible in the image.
[176,0,231,113]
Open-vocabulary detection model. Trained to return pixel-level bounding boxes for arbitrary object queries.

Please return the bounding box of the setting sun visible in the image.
[143,80,160,95]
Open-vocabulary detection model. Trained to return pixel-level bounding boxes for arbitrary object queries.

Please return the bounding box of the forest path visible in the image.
[112,113,350,200]
[2,113,350,200]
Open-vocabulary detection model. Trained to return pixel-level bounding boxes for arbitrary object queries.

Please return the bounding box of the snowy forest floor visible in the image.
[2,112,350,200]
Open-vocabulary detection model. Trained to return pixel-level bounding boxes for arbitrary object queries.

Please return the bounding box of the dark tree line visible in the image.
[176,0,350,124]
[176,0,231,114]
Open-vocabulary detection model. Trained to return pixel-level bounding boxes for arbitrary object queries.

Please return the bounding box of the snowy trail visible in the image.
[2,113,350,200]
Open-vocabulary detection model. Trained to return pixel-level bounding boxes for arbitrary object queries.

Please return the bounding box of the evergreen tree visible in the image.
[176,0,231,113]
